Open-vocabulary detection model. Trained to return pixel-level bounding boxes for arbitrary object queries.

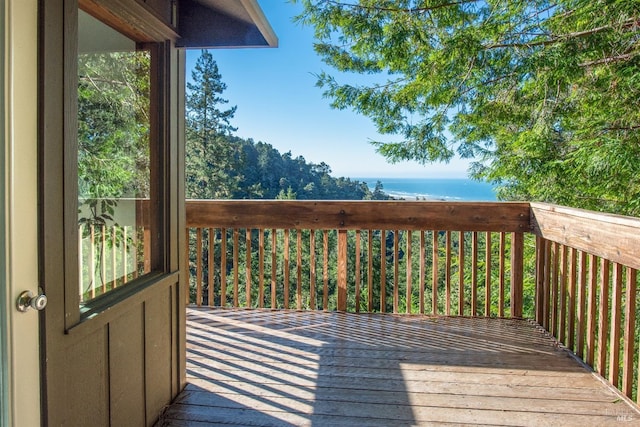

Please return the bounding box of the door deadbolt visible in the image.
[16,290,47,312]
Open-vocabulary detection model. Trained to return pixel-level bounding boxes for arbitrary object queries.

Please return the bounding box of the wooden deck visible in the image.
[156,308,640,426]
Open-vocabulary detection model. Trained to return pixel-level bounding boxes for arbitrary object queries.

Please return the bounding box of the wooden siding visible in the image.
[157,308,640,426]
[47,276,181,426]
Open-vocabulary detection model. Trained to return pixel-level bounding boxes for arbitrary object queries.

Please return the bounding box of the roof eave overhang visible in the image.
[177,0,278,49]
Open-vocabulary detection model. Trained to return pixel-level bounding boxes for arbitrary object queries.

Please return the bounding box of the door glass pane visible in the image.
[77,11,151,303]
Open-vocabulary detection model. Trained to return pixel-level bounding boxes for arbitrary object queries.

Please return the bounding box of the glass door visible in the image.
[77,10,153,305]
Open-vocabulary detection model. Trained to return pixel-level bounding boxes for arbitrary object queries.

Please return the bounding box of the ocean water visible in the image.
[357,178,496,201]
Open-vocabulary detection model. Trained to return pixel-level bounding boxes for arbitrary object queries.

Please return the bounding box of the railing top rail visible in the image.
[530,202,640,270]
[530,202,640,229]
[186,200,531,232]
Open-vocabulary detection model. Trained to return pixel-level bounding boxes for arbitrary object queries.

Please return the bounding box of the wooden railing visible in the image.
[185,199,640,403]
[531,203,640,402]
[78,199,151,302]
[186,201,530,316]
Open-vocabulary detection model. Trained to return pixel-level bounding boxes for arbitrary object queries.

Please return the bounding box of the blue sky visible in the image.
[185,1,472,179]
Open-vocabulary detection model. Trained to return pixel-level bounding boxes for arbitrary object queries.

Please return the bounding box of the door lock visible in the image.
[16,290,47,312]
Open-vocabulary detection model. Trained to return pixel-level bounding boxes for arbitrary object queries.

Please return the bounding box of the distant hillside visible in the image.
[185,51,392,201]
[228,136,393,200]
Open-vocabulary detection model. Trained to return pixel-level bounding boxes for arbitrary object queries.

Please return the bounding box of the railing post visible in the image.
[511,232,524,318]
[338,229,347,311]
[535,236,546,325]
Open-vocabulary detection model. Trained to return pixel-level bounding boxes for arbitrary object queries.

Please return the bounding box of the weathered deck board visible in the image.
[156,308,640,426]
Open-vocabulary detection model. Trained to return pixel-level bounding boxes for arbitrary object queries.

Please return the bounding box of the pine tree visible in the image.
[293,0,640,215]
[186,50,240,199]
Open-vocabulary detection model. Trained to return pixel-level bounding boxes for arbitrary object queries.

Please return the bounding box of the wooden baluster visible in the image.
[445,230,451,315]
[541,238,551,328]
[551,242,560,335]
[122,226,129,283]
[609,263,623,388]
[271,229,277,308]
[485,231,492,316]
[368,230,373,313]
[143,226,151,274]
[122,226,128,285]
[558,245,568,341]
[113,226,118,291]
[209,228,215,307]
[585,254,598,367]
[567,248,577,350]
[499,232,506,318]
[101,225,106,294]
[432,231,439,315]
[405,230,412,315]
[184,228,190,305]
[79,225,84,302]
[246,229,252,308]
[419,230,425,315]
[132,226,138,279]
[471,231,478,316]
[233,229,239,307]
[337,229,347,312]
[284,229,290,309]
[296,230,302,310]
[597,259,610,375]
[220,228,227,307]
[510,232,524,318]
[196,228,202,306]
[576,251,587,359]
[310,230,316,311]
[90,224,96,297]
[323,230,329,310]
[393,230,399,314]
[458,231,465,316]
[258,229,264,308]
[622,268,636,398]
[355,230,361,313]
[380,230,387,313]
[535,236,546,325]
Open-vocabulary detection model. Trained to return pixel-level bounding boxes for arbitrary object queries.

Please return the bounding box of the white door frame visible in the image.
[2,0,40,426]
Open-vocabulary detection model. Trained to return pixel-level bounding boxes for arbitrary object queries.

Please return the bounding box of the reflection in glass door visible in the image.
[77,10,152,303]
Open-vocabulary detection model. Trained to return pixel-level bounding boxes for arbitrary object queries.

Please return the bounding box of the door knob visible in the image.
[16,289,47,312]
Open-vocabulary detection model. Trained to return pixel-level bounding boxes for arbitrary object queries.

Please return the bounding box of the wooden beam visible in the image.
[531,202,640,271]
[80,0,178,42]
[187,201,531,232]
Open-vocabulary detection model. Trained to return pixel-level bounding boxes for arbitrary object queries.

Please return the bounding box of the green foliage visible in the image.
[186,50,241,199]
[293,0,640,215]
[78,50,151,201]
[185,51,390,201]
[234,138,392,200]
[77,50,151,295]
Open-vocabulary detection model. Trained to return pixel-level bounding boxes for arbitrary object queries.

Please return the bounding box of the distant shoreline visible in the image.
[353,177,496,202]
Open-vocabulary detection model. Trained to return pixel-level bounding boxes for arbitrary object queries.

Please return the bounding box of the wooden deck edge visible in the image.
[526,318,640,416]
